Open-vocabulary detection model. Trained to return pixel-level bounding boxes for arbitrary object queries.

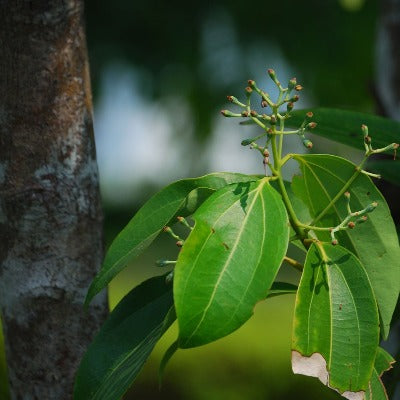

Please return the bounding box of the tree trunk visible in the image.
[0,1,108,399]
[375,1,400,399]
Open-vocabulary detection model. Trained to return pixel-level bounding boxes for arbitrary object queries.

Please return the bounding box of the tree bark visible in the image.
[0,1,108,399]
[375,1,400,399]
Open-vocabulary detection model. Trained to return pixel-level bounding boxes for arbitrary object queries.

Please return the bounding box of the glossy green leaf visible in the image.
[86,172,259,304]
[74,275,175,400]
[292,154,400,338]
[289,108,400,153]
[174,178,290,348]
[365,348,395,400]
[292,243,379,398]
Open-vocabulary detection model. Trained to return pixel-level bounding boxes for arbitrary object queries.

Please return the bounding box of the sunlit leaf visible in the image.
[75,275,175,400]
[292,154,400,338]
[174,178,290,348]
[292,243,379,398]
[86,172,259,304]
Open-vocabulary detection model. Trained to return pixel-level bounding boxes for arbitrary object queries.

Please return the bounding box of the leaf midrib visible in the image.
[182,181,266,344]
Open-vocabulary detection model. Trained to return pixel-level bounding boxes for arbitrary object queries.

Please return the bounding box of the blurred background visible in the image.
[79,0,394,399]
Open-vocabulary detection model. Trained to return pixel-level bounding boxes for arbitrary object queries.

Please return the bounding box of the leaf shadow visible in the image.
[233,181,251,213]
[309,251,329,294]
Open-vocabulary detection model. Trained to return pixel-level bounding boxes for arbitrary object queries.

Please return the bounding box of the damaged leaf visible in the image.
[365,347,395,400]
[292,243,379,399]
[292,154,400,339]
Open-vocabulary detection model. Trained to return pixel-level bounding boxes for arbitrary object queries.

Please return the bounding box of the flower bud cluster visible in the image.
[361,124,399,159]
[329,192,378,245]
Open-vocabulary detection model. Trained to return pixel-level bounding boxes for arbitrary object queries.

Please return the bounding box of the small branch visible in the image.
[283,256,303,272]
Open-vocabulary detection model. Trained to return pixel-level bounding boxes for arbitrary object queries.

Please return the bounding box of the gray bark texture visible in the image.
[375,1,400,399]
[0,1,108,399]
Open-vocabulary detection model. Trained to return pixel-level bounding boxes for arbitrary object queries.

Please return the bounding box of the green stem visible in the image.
[271,136,305,239]
[310,156,368,225]
[250,116,268,131]
[278,118,284,159]
[315,241,329,263]
[298,224,332,231]
[283,256,303,272]
[280,153,294,166]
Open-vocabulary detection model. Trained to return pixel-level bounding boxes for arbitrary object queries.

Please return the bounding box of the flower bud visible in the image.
[331,239,339,246]
[361,124,368,135]
[306,111,314,119]
[245,86,253,95]
[176,240,184,247]
[270,115,277,125]
[267,69,276,80]
[295,84,303,91]
[348,221,355,229]
[303,139,313,149]
[241,138,253,146]
[248,79,256,88]
[364,135,372,144]
[261,100,268,108]
[221,110,237,117]
[291,95,300,102]
[287,102,294,112]
[344,192,351,199]
[250,110,258,117]
[365,202,378,212]
[241,111,249,117]
[288,77,297,90]
[307,122,317,129]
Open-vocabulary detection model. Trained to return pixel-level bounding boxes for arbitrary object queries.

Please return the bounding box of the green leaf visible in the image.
[374,347,395,376]
[174,178,290,348]
[74,275,175,400]
[292,243,379,398]
[292,154,400,338]
[365,348,395,400]
[158,339,178,387]
[288,108,400,153]
[267,282,298,298]
[86,172,259,305]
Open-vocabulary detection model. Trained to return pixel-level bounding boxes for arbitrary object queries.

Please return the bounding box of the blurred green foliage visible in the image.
[85,0,378,141]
